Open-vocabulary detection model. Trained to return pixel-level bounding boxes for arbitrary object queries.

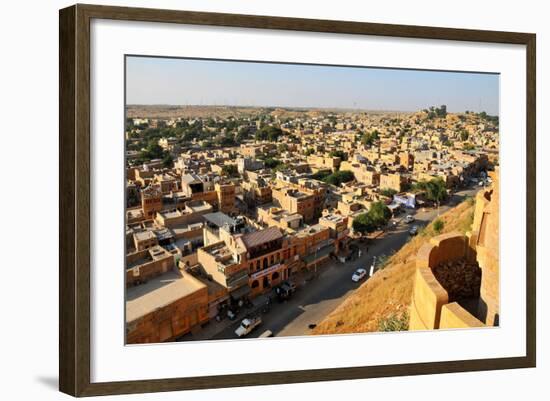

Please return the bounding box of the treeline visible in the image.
[423,105,447,119]
[126,116,292,159]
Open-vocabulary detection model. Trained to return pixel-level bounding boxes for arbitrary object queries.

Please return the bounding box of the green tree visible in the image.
[216,135,236,147]
[425,178,447,210]
[311,170,331,181]
[379,188,398,198]
[433,218,445,234]
[304,148,315,156]
[142,142,165,160]
[264,158,282,169]
[436,105,447,118]
[277,143,289,153]
[323,170,355,186]
[352,201,391,233]
[352,213,375,234]
[221,164,238,177]
[162,153,173,168]
[255,126,283,141]
[368,201,392,227]
[273,163,290,172]
[236,126,252,143]
[328,150,348,161]
[361,130,380,147]
[460,130,469,141]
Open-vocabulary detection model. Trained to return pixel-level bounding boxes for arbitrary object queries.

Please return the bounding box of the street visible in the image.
[207,186,481,340]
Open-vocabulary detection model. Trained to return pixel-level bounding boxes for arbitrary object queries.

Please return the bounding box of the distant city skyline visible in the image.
[126,56,500,115]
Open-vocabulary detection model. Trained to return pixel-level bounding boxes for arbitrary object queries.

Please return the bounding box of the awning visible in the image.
[230,285,251,300]
[303,244,335,265]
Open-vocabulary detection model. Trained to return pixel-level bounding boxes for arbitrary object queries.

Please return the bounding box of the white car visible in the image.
[234,316,262,337]
[352,268,368,282]
[405,215,415,223]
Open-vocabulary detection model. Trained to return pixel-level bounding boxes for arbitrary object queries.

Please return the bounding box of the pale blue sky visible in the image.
[126,56,499,115]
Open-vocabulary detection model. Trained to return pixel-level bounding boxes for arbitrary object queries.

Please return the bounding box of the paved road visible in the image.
[212,186,481,340]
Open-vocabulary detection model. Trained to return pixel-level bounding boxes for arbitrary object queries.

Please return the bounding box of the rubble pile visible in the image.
[432,258,481,301]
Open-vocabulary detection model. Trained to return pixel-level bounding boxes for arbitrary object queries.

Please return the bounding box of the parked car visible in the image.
[282,280,297,293]
[275,284,293,301]
[352,268,368,282]
[235,316,262,337]
[259,330,273,338]
[409,225,419,236]
[405,215,415,223]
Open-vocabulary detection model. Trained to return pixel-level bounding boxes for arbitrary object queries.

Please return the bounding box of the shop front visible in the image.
[248,263,287,297]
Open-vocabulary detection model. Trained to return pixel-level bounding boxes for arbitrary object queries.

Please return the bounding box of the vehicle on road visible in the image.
[352,268,368,282]
[259,330,273,338]
[235,316,262,337]
[227,309,237,320]
[405,215,415,223]
[409,225,419,236]
[275,281,297,301]
[282,280,297,293]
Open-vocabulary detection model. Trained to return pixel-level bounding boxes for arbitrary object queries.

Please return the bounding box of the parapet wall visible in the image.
[409,266,448,330]
[409,233,478,330]
[410,170,499,330]
[440,302,484,329]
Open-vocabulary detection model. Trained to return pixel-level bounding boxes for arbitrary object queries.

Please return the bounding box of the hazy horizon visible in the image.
[126,56,500,115]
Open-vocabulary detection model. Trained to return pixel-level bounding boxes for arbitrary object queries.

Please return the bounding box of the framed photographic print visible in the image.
[59,4,536,397]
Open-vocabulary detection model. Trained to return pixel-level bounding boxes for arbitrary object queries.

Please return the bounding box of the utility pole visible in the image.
[369,256,377,277]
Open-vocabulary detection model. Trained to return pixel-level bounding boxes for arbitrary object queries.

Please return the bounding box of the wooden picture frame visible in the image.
[59,3,536,397]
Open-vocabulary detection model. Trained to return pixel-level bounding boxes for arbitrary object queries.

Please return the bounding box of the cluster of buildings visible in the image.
[125,108,498,343]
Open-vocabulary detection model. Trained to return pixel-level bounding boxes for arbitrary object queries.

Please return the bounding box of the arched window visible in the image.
[263,258,268,269]
[270,255,274,265]
[272,272,280,281]
[251,280,259,288]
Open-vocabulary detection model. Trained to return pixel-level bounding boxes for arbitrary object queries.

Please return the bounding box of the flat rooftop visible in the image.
[134,231,156,242]
[320,214,346,223]
[186,200,213,213]
[204,212,236,228]
[296,224,326,237]
[161,210,183,219]
[126,270,206,323]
